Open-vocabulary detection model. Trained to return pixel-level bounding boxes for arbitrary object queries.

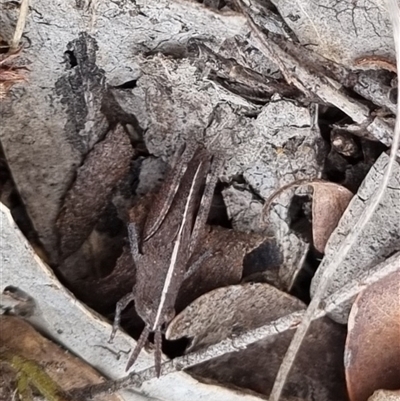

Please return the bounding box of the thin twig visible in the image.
[10,0,30,51]
[69,311,305,399]
[268,1,400,399]
[260,178,327,225]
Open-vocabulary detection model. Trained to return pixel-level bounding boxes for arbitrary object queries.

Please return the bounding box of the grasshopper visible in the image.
[110,143,221,376]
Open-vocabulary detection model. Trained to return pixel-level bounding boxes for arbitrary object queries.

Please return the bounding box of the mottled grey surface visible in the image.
[272,0,394,66]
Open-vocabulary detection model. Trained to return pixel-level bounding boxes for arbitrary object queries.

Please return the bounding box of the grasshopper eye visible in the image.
[165,309,176,325]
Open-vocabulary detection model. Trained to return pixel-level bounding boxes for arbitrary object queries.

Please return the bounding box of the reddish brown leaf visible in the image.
[263,180,353,254]
[345,270,400,401]
[310,182,353,253]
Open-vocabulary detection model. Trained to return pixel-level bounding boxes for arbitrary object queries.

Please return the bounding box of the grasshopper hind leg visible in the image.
[154,328,163,377]
[124,327,163,376]
[126,326,151,371]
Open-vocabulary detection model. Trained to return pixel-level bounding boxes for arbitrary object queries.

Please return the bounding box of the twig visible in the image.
[235,0,395,146]
[260,178,327,224]
[268,1,400,399]
[354,55,397,73]
[236,0,366,120]
[10,0,30,51]
[69,311,305,399]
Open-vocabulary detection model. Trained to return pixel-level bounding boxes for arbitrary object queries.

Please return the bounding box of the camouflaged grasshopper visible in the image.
[110,143,221,376]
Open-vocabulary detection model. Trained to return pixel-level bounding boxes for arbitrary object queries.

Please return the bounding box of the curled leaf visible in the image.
[345,270,400,401]
[264,180,353,253]
[310,182,353,253]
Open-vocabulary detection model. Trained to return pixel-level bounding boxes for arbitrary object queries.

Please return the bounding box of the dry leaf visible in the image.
[0,315,121,401]
[261,179,352,290]
[176,226,265,312]
[324,251,400,324]
[188,316,347,400]
[57,125,134,259]
[310,182,353,253]
[167,283,346,399]
[168,282,304,397]
[345,270,400,401]
[167,282,306,351]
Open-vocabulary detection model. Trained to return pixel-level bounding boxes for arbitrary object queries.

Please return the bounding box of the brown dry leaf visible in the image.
[310,182,353,253]
[0,315,121,401]
[188,316,347,400]
[167,283,347,400]
[176,226,266,312]
[167,282,306,351]
[56,124,134,260]
[345,270,400,401]
[263,180,353,255]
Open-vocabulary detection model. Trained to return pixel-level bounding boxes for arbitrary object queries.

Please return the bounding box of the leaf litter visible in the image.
[1,0,400,400]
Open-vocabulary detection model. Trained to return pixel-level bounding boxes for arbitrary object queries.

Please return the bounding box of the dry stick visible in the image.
[235,0,394,146]
[10,0,30,51]
[69,311,306,399]
[267,1,400,400]
[237,3,366,122]
[261,178,327,225]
